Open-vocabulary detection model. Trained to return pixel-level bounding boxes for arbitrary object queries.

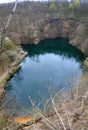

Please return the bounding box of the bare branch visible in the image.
[29,96,56,130]
[0,0,18,48]
[51,98,66,130]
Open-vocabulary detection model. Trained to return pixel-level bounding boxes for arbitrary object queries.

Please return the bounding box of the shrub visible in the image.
[74,0,80,8]
[9,50,17,61]
[49,1,56,9]
[69,3,74,11]
[84,57,88,69]
[4,40,15,50]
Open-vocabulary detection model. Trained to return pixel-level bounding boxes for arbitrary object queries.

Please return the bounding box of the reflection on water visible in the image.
[2,38,85,114]
[23,38,84,62]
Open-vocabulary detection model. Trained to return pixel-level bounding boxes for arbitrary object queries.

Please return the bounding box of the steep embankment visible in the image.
[20,18,88,56]
[0,47,27,99]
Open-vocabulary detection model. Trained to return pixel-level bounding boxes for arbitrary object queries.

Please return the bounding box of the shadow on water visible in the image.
[22,38,85,62]
[2,38,85,115]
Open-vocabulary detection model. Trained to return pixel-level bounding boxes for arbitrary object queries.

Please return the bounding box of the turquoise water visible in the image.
[3,38,85,113]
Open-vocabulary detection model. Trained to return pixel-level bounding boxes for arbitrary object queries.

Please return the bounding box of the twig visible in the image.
[51,98,66,130]
[29,96,56,130]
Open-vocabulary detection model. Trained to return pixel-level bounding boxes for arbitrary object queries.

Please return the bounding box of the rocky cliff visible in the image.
[20,18,88,56]
[20,18,70,44]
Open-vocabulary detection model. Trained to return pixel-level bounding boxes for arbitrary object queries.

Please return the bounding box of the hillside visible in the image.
[0,1,88,55]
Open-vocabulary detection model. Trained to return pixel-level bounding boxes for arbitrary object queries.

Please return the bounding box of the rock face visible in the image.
[20,18,88,56]
[20,18,70,44]
[69,21,88,56]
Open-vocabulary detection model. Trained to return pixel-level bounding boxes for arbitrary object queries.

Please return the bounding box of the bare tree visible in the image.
[0,0,18,49]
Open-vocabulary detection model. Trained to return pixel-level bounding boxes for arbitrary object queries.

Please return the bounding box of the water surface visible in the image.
[3,38,85,114]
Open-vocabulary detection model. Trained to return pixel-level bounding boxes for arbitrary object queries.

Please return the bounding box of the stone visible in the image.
[15,117,35,125]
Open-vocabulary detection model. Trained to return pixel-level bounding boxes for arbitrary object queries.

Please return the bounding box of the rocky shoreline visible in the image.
[0,50,27,100]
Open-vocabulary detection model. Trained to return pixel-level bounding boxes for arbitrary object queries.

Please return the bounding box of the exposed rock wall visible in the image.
[20,18,70,44]
[19,18,88,56]
[69,21,88,56]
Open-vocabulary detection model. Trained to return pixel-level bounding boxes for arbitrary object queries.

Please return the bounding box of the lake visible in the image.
[2,38,85,116]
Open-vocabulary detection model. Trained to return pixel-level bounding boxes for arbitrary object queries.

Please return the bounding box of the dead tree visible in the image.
[0,0,18,49]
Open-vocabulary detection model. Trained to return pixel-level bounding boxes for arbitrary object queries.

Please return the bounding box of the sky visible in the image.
[0,0,25,4]
[0,0,37,4]
[0,0,70,4]
[0,0,15,4]
[0,0,47,4]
